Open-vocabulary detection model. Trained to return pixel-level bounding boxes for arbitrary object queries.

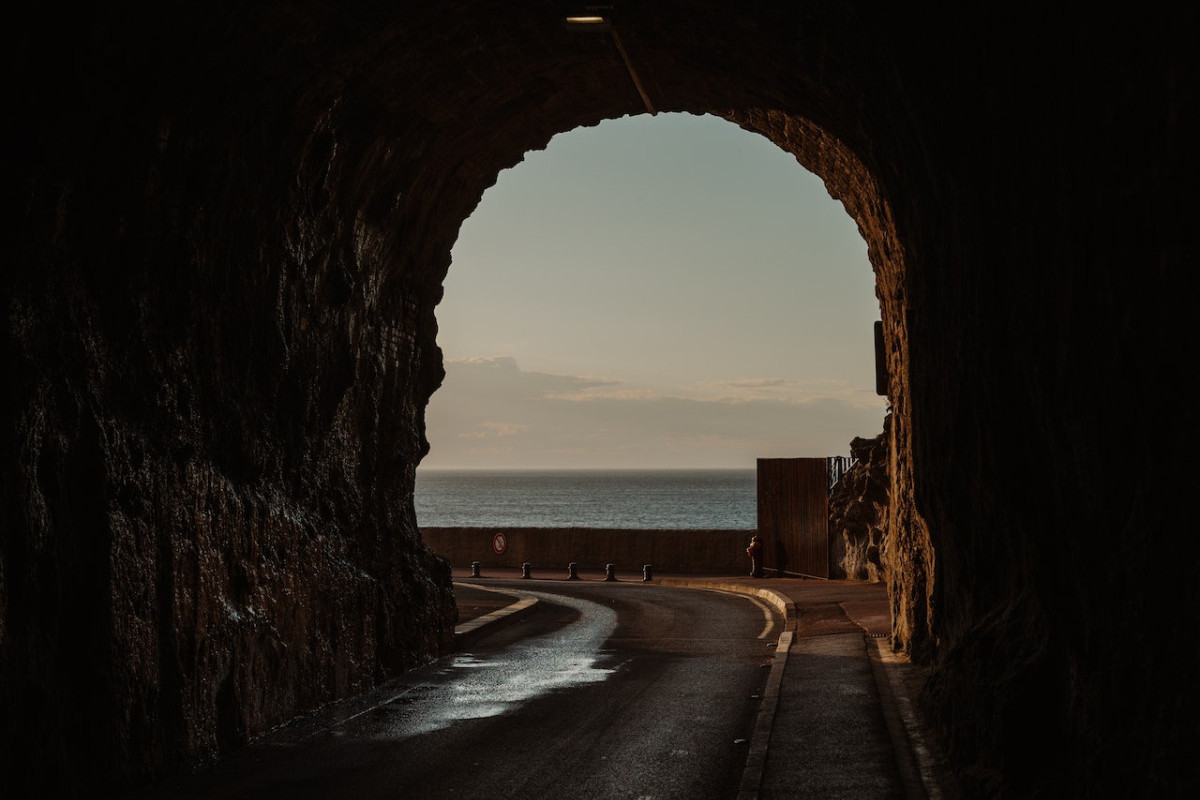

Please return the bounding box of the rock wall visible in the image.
[829,418,891,582]
[3,3,1195,799]
[2,6,457,795]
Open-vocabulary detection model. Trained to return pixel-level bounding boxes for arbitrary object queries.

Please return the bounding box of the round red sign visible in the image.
[492,532,507,555]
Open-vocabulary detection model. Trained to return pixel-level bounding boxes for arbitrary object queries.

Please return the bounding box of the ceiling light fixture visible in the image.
[563,4,613,31]
[564,14,611,29]
[562,4,656,115]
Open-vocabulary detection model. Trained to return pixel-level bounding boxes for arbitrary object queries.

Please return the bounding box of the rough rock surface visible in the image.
[3,3,1194,799]
[3,5,459,795]
[829,416,891,582]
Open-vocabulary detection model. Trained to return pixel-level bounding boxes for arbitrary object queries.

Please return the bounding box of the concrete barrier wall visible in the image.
[421,527,758,576]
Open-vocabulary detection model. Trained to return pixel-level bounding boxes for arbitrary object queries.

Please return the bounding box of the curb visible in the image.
[652,578,796,800]
[448,576,922,799]
[453,582,541,650]
[737,629,793,800]
[867,637,945,800]
[654,577,797,632]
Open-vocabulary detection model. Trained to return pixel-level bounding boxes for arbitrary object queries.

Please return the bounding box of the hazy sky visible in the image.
[422,112,886,470]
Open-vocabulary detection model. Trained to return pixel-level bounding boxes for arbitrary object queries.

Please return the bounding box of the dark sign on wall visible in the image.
[875,320,888,397]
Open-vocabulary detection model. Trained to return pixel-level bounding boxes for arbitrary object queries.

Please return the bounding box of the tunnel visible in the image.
[2,3,1194,798]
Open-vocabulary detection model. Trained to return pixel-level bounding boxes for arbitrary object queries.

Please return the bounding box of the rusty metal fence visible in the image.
[757,458,830,578]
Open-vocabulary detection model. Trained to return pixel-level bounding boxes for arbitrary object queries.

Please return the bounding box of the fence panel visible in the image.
[756,458,829,578]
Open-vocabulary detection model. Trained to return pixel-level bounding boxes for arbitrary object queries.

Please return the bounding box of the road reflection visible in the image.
[357,589,618,739]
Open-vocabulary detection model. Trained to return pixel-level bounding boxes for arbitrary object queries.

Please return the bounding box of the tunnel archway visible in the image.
[369,1,931,655]
[423,111,888,472]
[6,4,1192,799]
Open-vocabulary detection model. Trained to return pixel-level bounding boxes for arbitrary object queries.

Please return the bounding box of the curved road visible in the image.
[131,580,782,800]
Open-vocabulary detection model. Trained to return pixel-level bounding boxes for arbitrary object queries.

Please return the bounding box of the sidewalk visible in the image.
[451,567,953,800]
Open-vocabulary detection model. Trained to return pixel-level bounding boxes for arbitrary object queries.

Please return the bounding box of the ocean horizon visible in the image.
[414,468,757,530]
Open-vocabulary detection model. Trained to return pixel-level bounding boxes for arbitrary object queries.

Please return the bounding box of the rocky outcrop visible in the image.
[829,416,891,582]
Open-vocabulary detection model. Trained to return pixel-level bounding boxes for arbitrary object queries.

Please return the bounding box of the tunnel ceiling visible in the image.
[222,0,911,294]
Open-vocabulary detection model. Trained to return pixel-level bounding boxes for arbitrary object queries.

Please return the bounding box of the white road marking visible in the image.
[708,589,777,639]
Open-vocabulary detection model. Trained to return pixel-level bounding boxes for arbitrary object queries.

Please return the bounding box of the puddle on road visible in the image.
[359,589,618,740]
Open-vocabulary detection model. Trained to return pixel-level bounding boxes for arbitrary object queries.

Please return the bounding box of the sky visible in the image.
[421,112,887,470]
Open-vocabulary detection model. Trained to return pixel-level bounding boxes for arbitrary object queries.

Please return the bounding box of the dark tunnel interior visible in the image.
[3,3,1195,798]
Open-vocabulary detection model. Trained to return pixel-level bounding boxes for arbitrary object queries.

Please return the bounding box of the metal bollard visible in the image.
[567,562,580,580]
[521,562,532,579]
[605,563,616,582]
[470,561,481,578]
[642,564,653,582]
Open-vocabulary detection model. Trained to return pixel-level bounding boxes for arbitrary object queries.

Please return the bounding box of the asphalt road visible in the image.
[129,580,783,800]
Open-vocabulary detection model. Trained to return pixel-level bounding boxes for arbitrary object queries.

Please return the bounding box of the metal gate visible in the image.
[756,458,829,578]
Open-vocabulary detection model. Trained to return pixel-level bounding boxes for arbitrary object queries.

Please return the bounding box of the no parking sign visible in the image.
[492,531,507,555]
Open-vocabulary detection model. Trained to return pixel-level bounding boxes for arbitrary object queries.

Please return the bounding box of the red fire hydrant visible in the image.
[746,535,763,578]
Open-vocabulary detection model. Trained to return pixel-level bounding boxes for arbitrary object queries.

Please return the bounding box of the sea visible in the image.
[414,469,757,529]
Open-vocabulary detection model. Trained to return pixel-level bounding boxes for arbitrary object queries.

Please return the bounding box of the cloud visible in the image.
[455,421,532,439]
[690,376,886,409]
[543,386,663,402]
[442,356,619,396]
[716,377,789,388]
[423,357,887,468]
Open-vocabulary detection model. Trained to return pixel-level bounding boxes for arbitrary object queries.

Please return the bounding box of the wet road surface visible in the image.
[128,580,782,800]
